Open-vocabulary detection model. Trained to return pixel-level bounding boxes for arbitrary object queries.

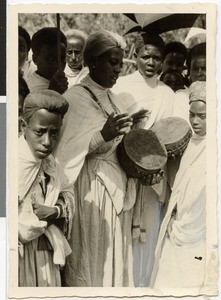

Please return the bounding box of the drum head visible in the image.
[117,129,167,178]
[151,117,191,146]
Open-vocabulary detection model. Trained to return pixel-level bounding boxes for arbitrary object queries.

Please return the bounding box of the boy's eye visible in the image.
[50,131,59,137]
[34,130,43,136]
[189,113,194,118]
[48,57,57,63]
[199,114,206,119]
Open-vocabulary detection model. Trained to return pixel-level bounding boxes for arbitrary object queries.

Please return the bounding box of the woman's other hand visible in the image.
[131,109,150,124]
[100,112,133,142]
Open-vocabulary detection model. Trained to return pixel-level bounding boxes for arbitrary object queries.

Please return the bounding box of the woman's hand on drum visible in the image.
[100,112,133,142]
[131,109,149,125]
[140,170,164,186]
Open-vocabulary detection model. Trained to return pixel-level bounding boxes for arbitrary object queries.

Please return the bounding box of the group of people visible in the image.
[18,21,209,293]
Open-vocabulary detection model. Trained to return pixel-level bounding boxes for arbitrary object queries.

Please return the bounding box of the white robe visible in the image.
[55,75,134,287]
[151,134,207,295]
[113,71,175,286]
[18,135,74,286]
[26,71,50,93]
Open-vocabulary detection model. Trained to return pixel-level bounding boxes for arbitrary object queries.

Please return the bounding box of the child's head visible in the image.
[189,81,206,136]
[18,26,31,71]
[162,42,188,74]
[65,29,88,72]
[160,70,185,92]
[31,27,67,80]
[186,43,206,83]
[22,90,69,159]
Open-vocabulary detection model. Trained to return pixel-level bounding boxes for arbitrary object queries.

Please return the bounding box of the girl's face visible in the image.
[189,101,206,136]
[136,45,162,78]
[190,55,206,83]
[24,109,62,159]
[90,47,123,88]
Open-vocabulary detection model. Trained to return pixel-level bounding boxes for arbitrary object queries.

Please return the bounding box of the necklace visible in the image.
[82,85,119,117]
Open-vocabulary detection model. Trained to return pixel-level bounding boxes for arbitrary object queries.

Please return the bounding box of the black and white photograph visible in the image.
[8,3,218,299]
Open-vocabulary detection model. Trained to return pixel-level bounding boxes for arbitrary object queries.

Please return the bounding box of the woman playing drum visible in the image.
[55,30,135,287]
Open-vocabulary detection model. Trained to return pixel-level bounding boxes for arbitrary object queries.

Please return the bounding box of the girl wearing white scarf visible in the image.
[151,82,209,295]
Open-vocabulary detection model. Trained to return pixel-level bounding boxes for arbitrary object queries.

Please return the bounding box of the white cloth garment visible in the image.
[18,135,74,286]
[151,134,207,295]
[55,75,134,287]
[26,71,50,93]
[113,71,175,286]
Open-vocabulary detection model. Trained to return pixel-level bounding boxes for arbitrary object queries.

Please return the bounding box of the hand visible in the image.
[131,109,149,124]
[32,203,58,221]
[139,170,164,186]
[100,112,133,142]
[48,70,68,94]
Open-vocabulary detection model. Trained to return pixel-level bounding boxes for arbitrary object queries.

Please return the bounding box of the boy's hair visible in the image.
[134,32,165,57]
[19,26,31,52]
[23,90,69,122]
[163,42,188,60]
[31,27,67,55]
[160,69,185,83]
[19,73,30,100]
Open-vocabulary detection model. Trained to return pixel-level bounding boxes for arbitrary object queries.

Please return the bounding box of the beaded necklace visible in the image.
[82,85,119,117]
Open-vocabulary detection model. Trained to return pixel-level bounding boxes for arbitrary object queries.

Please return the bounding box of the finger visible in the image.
[155,174,161,184]
[118,121,133,129]
[113,113,129,122]
[116,117,133,126]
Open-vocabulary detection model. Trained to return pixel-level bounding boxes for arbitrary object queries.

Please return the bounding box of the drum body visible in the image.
[117,129,167,178]
[150,117,192,158]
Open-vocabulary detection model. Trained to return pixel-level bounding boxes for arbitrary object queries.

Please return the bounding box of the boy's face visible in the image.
[162,53,185,74]
[136,45,163,78]
[66,37,84,71]
[162,72,184,92]
[33,43,66,80]
[24,109,62,159]
[189,101,206,136]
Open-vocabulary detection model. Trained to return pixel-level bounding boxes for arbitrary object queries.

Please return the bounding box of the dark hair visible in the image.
[160,69,185,82]
[186,42,206,72]
[19,26,31,52]
[163,42,188,60]
[19,72,30,100]
[135,32,165,56]
[31,27,67,55]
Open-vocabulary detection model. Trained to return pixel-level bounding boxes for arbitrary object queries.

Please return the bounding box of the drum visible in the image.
[117,129,167,178]
[150,117,192,158]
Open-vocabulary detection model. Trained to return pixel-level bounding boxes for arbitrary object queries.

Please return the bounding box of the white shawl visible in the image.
[19,135,74,266]
[151,134,206,283]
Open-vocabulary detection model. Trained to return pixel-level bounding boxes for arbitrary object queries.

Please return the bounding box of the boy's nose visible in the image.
[42,133,51,147]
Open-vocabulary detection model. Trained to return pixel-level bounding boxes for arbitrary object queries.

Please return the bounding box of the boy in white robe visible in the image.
[26,27,68,94]
[18,90,74,286]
